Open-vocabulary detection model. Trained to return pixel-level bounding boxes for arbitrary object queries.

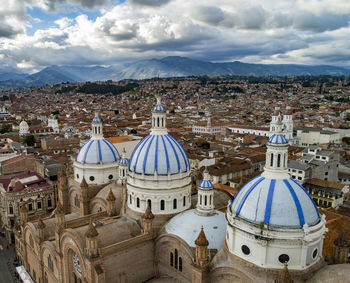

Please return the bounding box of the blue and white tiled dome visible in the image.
[128,134,190,175]
[92,116,103,123]
[76,139,120,164]
[231,175,320,229]
[268,134,288,144]
[199,179,213,189]
[152,104,165,111]
[119,157,129,165]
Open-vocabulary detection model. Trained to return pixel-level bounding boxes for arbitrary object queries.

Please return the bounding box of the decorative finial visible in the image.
[156,94,161,105]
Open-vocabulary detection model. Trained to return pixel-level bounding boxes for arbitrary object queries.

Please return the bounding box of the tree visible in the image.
[0,124,11,134]
[24,135,36,146]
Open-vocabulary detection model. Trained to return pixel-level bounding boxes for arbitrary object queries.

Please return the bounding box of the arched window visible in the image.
[48,255,54,272]
[44,272,48,283]
[136,197,140,208]
[284,153,287,167]
[183,196,186,207]
[147,199,152,210]
[157,117,159,127]
[173,199,177,210]
[179,257,183,272]
[170,252,174,266]
[272,126,275,131]
[74,194,80,207]
[129,195,132,204]
[277,154,281,167]
[175,249,178,269]
[209,195,212,205]
[160,200,165,211]
[122,169,125,177]
[162,118,164,127]
[205,195,207,206]
[270,153,274,166]
[200,195,202,205]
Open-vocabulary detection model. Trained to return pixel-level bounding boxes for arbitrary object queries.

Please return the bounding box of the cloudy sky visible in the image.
[1,0,350,73]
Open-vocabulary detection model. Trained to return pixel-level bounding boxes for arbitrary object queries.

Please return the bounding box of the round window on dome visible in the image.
[89,176,95,181]
[312,248,318,260]
[241,245,250,255]
[108,175,113,180]
[278,254,290,264]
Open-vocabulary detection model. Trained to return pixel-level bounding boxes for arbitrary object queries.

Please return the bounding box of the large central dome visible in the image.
[128,133,189,175]
[126,95,192,215]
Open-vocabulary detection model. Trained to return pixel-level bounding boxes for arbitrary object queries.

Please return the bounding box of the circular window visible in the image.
[312,248,318,260]
[76,174,79,179]
[89,176,95,181]
[108,174,113,180]
[278,254,290,264]
[241,245,250,255]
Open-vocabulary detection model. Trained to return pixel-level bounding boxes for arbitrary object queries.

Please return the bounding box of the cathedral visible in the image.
[15,97,350,283]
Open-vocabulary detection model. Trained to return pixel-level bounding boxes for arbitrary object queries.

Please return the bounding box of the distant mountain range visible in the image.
[1,56,350,89]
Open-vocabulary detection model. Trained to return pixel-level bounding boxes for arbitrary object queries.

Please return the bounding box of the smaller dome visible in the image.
[268,134,288,144]
[199,179,213,189]
[152,104,165,111]
[20,120,28,127]
[119,157,129,165]
[76,139,120,164]
[165,209,226,250]
[92,116,102,123]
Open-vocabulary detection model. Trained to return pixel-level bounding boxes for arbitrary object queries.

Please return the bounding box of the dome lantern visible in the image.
[151,95,167,134]
[91,111,103,139]
[196,167,215,216]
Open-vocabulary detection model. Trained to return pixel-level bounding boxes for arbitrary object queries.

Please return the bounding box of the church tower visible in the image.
[196,168,215,216]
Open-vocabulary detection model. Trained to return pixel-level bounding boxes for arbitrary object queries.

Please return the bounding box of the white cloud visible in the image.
[1,0,350,72]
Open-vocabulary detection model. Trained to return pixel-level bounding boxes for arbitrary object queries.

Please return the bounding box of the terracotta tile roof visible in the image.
[321,208,350,259]
[106,136,134,143]
[305,178,345,190]
[1,155,35,165]
[214,183,239,196]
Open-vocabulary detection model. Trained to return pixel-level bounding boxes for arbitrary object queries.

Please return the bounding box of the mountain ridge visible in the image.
[1,56,349,89]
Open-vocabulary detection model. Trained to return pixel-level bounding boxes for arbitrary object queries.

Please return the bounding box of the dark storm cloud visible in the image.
[192,6,225,26]
[0,25,21,38]
[192,5,350,32]
[129,0,172,7]
[42,0,109,11]
[293,12,350,32]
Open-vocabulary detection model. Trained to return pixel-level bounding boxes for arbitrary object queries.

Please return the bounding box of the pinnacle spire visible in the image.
[80,177,88,188]
[143,204,154,220]
[37,216,46,229]
[279,262,293,283]
[107,189,116,202]
[195,226,209,247]
[55,202,64,215]
[86,219,98,238]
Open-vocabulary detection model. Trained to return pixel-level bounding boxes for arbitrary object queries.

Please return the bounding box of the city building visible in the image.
[0,172,56,243]
[13,96,350,283]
